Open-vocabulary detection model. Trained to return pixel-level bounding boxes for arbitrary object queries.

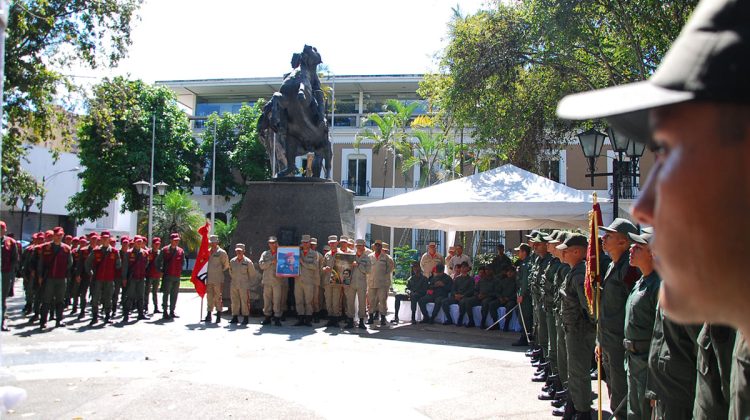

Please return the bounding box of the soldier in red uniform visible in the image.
[21,232,42,315]
[110,236,129,318]
[1,221,19,331]
[156,233,184,320]
[37,227,72,329]
[72,236,92,319]
[144,237,162,314]
[123,236,149,322]
[66,236,80,312]
[85,231,121,325]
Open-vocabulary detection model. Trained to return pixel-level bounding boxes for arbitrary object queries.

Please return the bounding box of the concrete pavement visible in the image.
[0,283,610,419]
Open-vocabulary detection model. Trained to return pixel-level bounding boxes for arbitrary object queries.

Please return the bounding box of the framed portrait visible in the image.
[331,253,356,285]
[276,246,300,277]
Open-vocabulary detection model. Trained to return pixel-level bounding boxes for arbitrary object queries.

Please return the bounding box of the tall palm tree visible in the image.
[148,190,205,252]
[355,99,419,198]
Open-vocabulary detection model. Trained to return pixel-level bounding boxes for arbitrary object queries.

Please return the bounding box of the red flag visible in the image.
[190,221,211,298]
[585,195,603,316]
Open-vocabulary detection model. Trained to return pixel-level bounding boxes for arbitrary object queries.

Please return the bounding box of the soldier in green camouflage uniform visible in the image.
[513,243,533,346]
[693,323,736,419]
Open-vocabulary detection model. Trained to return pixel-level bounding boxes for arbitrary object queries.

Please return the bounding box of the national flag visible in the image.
[585,193,603,317]
[190,221,211,298]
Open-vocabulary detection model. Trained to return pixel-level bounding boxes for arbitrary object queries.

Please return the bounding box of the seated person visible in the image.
[463,265,498,328]
[488,266,518,331]
[418,263,453,324]
[391,261,429,324]
[440,262,475,325]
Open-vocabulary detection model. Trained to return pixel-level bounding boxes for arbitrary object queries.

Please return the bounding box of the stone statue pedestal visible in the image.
[233,180,355,257]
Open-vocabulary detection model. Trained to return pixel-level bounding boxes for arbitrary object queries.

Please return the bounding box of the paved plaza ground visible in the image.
[0,284,611,419]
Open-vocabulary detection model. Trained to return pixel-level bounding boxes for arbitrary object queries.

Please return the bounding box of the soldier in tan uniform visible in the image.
[205,235,229,324]
[258,236,284,326]
[344,239,371,329]
[323,235,343,327]
[310,237,324,322]
[368,240,394,326]
[295,234,321,327]
[419,242,444,278]
[229,243,255,325]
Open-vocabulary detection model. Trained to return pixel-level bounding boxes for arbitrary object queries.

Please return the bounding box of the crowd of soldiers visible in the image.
[514,219,744,420]
[0,224,187,329]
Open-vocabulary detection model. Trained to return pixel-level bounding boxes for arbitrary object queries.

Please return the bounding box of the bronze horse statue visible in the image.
[257,45,332,178]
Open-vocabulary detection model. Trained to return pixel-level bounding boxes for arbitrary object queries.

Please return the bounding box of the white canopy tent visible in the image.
[355,164,610,244]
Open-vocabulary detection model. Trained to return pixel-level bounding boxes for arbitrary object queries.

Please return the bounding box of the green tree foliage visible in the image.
[150,191,205,252]
[213,218,237,250]
[197,102,270,198]
[68,77,198,222]
[392,244,418,281]
[421,0,697,172]
[3,0,142,205]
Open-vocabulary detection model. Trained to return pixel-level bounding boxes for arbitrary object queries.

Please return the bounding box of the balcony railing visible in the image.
[610,180,640,200]
[340,180,371,196]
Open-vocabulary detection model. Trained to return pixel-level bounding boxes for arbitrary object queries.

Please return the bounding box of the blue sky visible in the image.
[73,0,489,83]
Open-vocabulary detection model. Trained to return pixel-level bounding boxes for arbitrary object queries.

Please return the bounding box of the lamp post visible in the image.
[134,180,168,243]
[188,115,216,232]
[37,167,80,231]
[577,128,641,219]
[18,195,35,241]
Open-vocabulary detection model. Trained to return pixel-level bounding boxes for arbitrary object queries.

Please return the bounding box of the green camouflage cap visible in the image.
[600,218,638,236]
[556,234,589,250]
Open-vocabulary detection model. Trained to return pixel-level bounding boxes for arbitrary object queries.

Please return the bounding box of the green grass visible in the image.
[392,278,407,294]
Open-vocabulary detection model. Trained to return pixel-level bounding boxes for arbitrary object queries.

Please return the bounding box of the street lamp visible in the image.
[133,180,168,243]
[37,167,80,231]
[626,140,646,196]
[577,128,606,186]
[18,195,35,241]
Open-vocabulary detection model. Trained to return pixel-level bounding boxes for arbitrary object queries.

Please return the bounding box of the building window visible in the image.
[540,160,561,183]
[346,154,369,196]
[413,229,442,253]
[474,231,506,255]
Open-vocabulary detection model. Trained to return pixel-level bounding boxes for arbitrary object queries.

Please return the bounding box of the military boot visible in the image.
[70,305,78,315]
[303,316,312,327]
[204,312,212,323]
[103,313,111,324]
[552,400,575,418]
[170,311,178,319]
[380,314,387,326]
[242,316,249,325]
[344,318,354,328]
[122,311,130,323]
[215,312,221,324]
[162,311,170,320]
[89,311,99,326]
[39,307,49,329]
[273,317,282,327]
[230,316,239,324]
[366,314,374,325]
[358,318,366,329]
[293,317,305,326]
[261,316,272,325]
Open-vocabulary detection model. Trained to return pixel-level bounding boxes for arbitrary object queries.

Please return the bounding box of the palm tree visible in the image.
[355,99,419,198]
[149,190,205,252]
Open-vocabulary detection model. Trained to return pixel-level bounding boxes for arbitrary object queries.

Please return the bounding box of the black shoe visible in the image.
[154,309,161,314]
[554,389,568,400]
[88,315,98,326]
[261,316,271,325]
[312,315,319,323]
[326,318,338,327]
[590,369,598,380]
[358,318,366,329]
[70,307,78,315]
[538,389,556,400]
[162,312,170,320]
[204,313,212,323]
[293,317,305,326]
[551,399,566,408]
[273,317,282,327]
[242,316,249,325]
[380,315,387,326]
[303,316,312,327]
[122,314,129,323]
[30,314,39,323]
[532,371,548,382]
[390,318,399,324]
[230,316,239,324]
[137,313,147,320]
[410,318,417,324]
[366,315,374,325]
[104,315,111,324]
[215,312,221,324]
[344,318,354,329]
[170,311,178,318]
[466,321,475,328]
[39,323,47,330]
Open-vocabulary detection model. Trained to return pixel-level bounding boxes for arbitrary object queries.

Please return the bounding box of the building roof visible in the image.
[156,74,424,110]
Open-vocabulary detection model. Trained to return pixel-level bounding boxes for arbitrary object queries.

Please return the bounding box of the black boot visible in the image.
[325,316,338,327]
[170,311,177,319]
[122,311,129,323]
[303,316,312,327]
[390,317,399,324]
[358,318,366,329]
[230,316,239,324]
[293,317,305,326]
[552,400,574,418]
[366,314,374,325]
[215,312,221,324]
[89,311,99,326]
[204,312,212,323]
[312,313,319,323]
[162,311,170,320]
[104,313,111,324]
[70,305,78,315]
[380,315,387,326]
[261,316,271,325]
[273,317,282,326]
[344,318,354,328]
[40,307,49,329]
[242,316,249,325]
[443,314,453,325]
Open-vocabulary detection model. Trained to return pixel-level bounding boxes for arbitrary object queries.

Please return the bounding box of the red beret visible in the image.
[152,237,161,243]
[120,236,130,243]
[45,230,54,237]
[53,226,64,235]
[170,233,180,241]
[100,231,111,238]
[66,235,75,241]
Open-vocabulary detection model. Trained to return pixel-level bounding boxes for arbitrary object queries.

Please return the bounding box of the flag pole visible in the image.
[593,192,603,420]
